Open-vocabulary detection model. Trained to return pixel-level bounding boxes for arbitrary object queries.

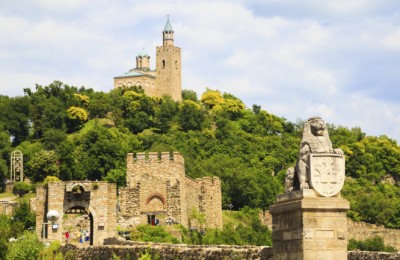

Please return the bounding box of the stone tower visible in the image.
[155,18,182,102]
[118,152,222,229]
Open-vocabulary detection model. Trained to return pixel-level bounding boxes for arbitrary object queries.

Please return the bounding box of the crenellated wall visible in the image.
[119,151,222,229]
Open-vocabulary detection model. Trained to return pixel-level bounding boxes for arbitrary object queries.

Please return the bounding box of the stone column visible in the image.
[270,190,349,260]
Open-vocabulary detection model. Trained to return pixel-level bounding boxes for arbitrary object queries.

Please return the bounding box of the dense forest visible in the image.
[0,81,399,228]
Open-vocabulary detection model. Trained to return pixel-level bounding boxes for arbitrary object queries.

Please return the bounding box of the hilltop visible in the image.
[0,81,399,228]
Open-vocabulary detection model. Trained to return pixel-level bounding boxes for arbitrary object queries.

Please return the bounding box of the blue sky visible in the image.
[1,0,400,142]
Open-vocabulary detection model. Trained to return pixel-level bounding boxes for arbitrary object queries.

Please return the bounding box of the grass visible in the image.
[16,192,36,203]
[0,192,14,199]
[222,210,253,227]
[0,191,35,203]
[67,118,115,141]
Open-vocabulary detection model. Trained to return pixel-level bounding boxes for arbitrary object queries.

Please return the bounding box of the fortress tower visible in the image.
[155,18,182,101]
[118,152,222,229]
[114,18,182,102]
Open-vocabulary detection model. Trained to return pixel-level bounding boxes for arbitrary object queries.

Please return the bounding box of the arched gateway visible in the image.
[35,181,116,245]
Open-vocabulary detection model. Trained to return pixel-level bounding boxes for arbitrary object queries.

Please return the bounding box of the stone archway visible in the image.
[143,193,167,225]
[35,181,116,245]
[63,206,94,245]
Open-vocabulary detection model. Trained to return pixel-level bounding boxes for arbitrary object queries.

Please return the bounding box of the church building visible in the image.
[114,18,182,102]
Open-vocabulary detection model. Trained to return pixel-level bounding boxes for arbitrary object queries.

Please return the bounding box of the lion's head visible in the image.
[301,116,333,153]
[309,117,326,136]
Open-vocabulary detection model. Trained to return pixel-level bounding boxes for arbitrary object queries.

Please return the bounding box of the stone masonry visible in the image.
[261,211,400,251]
[118,152,222,229]
[270,190,350,260]
[35,181,117,245]
[271,117,350,260]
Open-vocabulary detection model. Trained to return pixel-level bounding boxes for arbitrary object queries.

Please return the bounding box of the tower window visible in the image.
[175,60,177,69]
[162,60,165,69]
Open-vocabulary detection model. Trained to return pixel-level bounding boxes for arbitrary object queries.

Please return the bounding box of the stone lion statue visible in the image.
[285,167,295,192]
[287,116,343,191]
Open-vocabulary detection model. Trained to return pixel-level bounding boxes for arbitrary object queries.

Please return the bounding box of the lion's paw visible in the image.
[300,183,310,189]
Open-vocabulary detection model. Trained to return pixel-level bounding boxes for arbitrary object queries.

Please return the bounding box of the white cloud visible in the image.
[0,0,399,142]
[382,29,400,49]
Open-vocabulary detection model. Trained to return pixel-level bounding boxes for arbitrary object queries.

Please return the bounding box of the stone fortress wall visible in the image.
[118,152,222,229]
[0,201,17,215]
[35,181,117,245]
[259,210,400,251]
[60,241,400,260]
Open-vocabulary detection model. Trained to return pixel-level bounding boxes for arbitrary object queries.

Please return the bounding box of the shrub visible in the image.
[131,225,179,244]
[348,236,397,252]
[43,176,61,186]
[38,240,63,260]
[12,182,32,197]
[6,231,44,260]
[92,182,99,190]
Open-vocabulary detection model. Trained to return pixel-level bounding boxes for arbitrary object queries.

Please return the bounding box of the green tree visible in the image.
[104,167,126,188]
[182,89,198,101]
[221,93,245,120]
[154,96,178,133]
[27,150,60,182]
[76,126,127,181]
[178,100,205,131]
[66,106,88,132]
[200,89,224,110]
[42,129,67,150]
[88,91,111,118]
[0,124,11,187]
[12,201,36,230]
[0,96,32,145]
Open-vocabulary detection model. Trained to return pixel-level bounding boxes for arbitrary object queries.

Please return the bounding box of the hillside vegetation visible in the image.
[0,81,399,228]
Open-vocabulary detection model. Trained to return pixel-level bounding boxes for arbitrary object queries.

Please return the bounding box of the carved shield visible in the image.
[308,153,345,197]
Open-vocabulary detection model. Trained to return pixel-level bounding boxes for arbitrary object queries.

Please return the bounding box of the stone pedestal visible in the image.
[270,190,350,260]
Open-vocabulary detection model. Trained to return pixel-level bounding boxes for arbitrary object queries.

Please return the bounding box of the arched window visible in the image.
[135,81,142,87]
[175,60,178,69]
[162,60,165,69]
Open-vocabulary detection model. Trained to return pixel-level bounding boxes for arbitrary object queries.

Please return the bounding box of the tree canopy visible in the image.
[0,81,399,228]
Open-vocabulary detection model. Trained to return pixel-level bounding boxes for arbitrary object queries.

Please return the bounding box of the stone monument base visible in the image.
[270,190,350,260]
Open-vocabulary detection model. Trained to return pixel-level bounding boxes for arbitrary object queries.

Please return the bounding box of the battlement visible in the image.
[127,152,184,164]
[196,176,221,186]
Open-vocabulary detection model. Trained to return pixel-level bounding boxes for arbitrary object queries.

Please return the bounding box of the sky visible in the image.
[1,0,400,142]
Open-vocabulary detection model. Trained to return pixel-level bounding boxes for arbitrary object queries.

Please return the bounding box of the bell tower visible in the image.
[155,17,182,101]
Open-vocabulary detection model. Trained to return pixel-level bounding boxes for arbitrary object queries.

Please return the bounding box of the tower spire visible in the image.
[163,15,174,46]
